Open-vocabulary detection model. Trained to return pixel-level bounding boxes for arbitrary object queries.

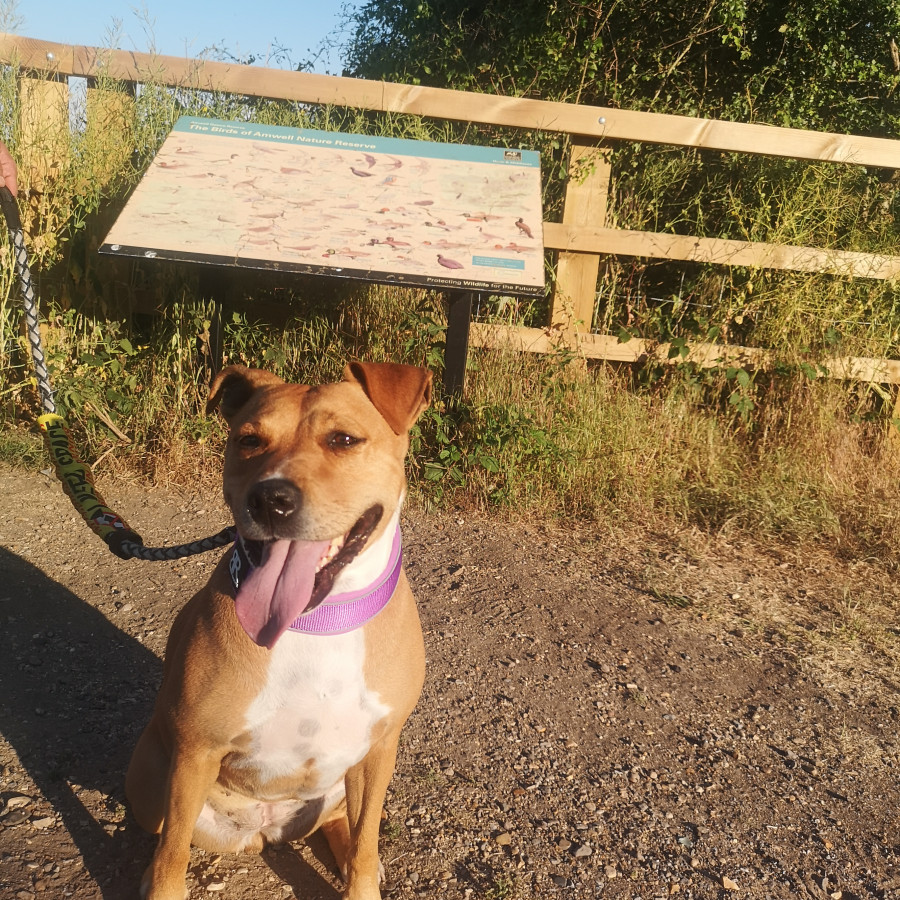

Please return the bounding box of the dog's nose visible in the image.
[247,479,302,530]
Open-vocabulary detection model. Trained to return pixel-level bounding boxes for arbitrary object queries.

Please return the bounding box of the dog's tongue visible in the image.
[234,538,330,648]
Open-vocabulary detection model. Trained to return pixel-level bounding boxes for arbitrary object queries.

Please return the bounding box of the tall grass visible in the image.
[458,340,900,552]
[604,147,900,366]
[1,59,900,557]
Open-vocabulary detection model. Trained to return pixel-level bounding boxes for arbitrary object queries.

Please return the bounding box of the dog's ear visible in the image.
[344,362,433,435]
[207,365,284,422]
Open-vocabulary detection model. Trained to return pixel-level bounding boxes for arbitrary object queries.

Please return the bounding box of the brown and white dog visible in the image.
[126,361,432,900]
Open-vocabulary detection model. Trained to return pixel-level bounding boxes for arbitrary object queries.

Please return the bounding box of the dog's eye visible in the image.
[327,431,363,450]
[237,433,262,450]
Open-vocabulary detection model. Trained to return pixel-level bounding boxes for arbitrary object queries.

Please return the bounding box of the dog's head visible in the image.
[208,360,432,541]
[207,362,432,647]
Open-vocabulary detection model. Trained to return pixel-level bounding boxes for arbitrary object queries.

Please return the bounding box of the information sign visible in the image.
[101,116,545,297]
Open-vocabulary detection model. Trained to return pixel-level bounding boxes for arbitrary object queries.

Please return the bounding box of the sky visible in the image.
[16,1,362,74]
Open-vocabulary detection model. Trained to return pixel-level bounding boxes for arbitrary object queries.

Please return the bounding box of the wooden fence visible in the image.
[3,32,900,385]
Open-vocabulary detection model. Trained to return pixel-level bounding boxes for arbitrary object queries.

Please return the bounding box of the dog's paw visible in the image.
[139,866,190,900]
[339,860,386,900]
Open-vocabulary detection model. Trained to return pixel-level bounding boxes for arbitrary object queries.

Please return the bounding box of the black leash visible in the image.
[0,185,235,561]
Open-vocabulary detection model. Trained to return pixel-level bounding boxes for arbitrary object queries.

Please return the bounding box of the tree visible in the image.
[344,0,900,136]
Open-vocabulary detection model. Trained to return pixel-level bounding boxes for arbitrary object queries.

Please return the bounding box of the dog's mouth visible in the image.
[235,505,384,648]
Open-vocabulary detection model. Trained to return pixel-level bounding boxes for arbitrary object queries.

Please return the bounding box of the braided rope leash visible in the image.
[0,185,236,561]
[1,188,55,415]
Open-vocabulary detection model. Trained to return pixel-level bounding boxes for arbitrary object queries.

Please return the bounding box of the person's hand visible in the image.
[0,141,18,196]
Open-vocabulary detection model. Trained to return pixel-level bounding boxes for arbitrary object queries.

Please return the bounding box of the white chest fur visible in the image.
[231,628,390,799]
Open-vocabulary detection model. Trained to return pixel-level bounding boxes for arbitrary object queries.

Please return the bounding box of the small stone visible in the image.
[556,838,572,851]
[574,844,592,858]
[30,816,55,829]
[495,832,512,846]
[5,795,33,811]
[205,883,226,892]
[1,808,29,826]
[722,875,739,891]
[604,865,618,880]
[550,874,567,887]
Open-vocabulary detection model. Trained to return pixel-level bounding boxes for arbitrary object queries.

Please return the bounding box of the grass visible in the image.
[0,424,43,468]
[455,339,900,552]
[6,287,900,558]
[1,56,900,561]
[483,874,519,900]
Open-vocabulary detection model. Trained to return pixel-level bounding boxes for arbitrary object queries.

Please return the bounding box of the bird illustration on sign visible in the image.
[102,119,545,295]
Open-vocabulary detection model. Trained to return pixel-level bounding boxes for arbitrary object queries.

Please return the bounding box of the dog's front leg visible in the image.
[341,731,402,900]
[141,745,221,900]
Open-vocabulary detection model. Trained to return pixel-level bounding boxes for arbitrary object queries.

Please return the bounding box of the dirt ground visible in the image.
[0,465,899,899]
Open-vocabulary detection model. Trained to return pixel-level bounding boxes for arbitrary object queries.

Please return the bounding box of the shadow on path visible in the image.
[0,545,159,896]
[0,546,340,899]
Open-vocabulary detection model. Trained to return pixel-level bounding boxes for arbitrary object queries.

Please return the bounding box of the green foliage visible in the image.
[44,310,140,423]
[343,1,900,373]
[3,278,900,554]
[594,150,900,401]
[483,873,519,900]
[410,399,561,504]
[0,425,42,469]
[345,0,900,134]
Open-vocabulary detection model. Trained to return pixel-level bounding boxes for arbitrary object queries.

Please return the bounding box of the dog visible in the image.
[126,361,433,900]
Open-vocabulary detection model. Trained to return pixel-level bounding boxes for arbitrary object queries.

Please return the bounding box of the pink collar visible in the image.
[228,526,402,636]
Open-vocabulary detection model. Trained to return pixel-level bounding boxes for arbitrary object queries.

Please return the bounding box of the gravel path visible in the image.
[0,467,898,898]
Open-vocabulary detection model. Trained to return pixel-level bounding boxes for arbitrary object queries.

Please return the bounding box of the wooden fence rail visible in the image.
[2,33,900,385]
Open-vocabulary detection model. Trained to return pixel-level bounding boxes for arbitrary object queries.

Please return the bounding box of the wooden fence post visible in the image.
[19,73,69,192]
[18,72,69,253]
[888,392,900,454]
[85,79,135,189]
[550,140,611,342]
[83,80,136,311]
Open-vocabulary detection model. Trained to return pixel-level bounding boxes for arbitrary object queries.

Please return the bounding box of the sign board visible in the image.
[101,116,545,297]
